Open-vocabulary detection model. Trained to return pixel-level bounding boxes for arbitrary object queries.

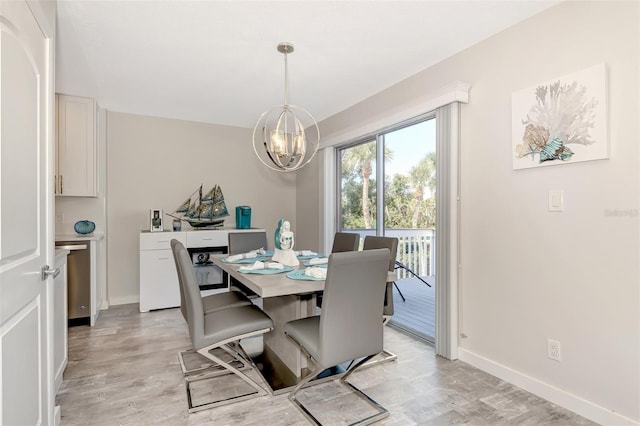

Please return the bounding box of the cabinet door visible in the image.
[139,250,180,312]
[56,94,96,196]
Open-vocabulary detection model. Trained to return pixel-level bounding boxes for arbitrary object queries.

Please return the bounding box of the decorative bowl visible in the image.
[74,220,96,234]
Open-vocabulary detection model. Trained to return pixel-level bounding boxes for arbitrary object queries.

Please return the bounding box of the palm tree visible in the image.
[408,152,436,228]
[342,142,392,229]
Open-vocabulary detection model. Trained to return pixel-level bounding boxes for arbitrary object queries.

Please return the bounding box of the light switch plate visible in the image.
[548,190,563,212]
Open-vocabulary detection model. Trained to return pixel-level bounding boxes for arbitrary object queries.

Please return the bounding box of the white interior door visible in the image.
[1,1,54,424]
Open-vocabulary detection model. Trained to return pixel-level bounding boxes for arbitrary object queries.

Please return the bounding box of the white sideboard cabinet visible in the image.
[139,228,264,312]
[55,94,97,197]
[139,231,187,312]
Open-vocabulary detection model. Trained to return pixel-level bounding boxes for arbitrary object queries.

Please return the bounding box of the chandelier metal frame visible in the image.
[252,42,320,172]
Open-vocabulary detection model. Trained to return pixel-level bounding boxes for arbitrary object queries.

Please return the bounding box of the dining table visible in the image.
[213,253,325,393]
[212,253,397,394]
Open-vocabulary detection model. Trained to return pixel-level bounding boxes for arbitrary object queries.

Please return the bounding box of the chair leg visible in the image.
[185,343,268,413]
[392,281,406,302]
[288,356,389,425]
[288,364,326,425]
[178,346,246,377]
[339,355,390,425]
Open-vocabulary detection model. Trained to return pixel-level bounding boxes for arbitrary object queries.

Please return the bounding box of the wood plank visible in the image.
[56,304,596,426]
[389,277,435,340]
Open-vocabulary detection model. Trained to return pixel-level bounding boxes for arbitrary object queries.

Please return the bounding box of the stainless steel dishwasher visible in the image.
[55,241,91,326]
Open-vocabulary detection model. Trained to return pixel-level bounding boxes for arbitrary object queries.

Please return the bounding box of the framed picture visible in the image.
[512,63,608,170]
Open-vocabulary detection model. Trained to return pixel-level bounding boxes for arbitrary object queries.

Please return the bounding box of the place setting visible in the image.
[220,248,272,264]
[286,267,327,281]
[295,250,324,260]
[302,257,328,267]
[236,260,294,275]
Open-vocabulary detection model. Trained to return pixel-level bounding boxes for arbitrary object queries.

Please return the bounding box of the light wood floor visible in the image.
[57,304,596,425]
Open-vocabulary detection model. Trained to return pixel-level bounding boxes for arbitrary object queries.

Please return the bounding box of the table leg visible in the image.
[263,293,315,375]
[254,293,316,393]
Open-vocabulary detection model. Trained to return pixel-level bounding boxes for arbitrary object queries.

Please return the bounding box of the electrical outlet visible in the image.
[56,212,64,223]
[547,339,561,361]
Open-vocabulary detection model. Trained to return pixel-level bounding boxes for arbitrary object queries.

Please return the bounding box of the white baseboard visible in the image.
[458,348,638,426]
[108,295,139,306]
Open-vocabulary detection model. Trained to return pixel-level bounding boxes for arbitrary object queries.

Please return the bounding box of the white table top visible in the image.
[213,256,398,299]
[213,256,324,298]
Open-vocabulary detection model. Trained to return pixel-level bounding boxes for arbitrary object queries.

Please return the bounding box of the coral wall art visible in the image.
[512,63,608,170]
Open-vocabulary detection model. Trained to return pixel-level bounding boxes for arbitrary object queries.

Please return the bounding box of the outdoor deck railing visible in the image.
[346,229,435,278]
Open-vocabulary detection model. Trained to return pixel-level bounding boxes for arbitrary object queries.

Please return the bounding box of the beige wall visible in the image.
[307,1,639,423]
[294,153,322,250]
[106,111,296,305]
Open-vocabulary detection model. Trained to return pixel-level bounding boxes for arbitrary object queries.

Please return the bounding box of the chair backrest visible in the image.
[228,231,268,255]
[318,249,390,368]
[170,239,188,322]
[331,232,360,253]
[363,236,399,317]
[171,239,204,347]
[362,236,398,272]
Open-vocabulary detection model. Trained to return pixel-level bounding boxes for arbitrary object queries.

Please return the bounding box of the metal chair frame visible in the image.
[285,250,391,425]
[287,345,389,425]
[171,239,273,412]
[185,329,272,413]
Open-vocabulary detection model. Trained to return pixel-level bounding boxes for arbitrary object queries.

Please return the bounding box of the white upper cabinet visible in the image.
[56,94,97,196]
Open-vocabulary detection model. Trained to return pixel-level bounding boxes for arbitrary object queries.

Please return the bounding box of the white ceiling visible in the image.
[56,0,559,128]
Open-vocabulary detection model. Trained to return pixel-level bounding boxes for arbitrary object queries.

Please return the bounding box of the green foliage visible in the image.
[341,149,436,230]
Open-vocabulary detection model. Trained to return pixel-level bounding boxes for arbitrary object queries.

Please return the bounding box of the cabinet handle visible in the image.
[157,257,170,260]
[54,175,57,194]
[60,174,63,194]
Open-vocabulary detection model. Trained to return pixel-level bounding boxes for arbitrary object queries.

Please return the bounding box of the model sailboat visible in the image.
[168,184,229,228]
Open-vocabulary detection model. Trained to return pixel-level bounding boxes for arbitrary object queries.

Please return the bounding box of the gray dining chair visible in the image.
[284,249,391,425]
[228,231,268,255]
[227,231,268,298]
[171,239,274,412]
[331,231,360,253]
[316,232,361,309]
[171,240,253,376]
[362,235,400,367]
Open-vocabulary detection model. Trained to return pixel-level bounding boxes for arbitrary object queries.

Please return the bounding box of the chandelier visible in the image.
[252,42,320,172]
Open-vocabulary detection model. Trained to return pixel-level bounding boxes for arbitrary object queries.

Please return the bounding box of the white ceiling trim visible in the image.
[319,81,470,149]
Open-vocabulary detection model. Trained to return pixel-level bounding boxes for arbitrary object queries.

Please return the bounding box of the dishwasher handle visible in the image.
[56,244,88,251]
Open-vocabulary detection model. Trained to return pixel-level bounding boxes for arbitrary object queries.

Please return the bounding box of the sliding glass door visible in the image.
[337,115,437,342]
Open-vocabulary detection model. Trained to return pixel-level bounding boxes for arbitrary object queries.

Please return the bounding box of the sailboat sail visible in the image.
[168,184,229,228]
[176,198,190,213]
[202,186,216,203]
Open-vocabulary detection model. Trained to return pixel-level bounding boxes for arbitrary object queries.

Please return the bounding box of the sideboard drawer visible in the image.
[186,230,228,248]
[140,231,186,250]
